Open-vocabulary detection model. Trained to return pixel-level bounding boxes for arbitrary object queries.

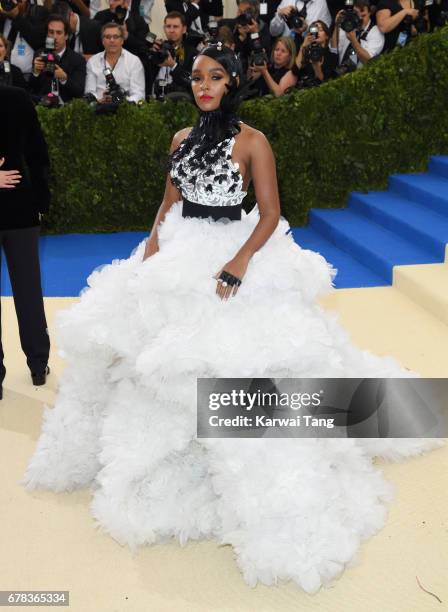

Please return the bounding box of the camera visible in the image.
[304,24,325,63]
[112,4,127,24]
[204,18,219,44]
[285,6,307,30]
[236,8,256,26]
[90,67,127,114]
[148,40,176,65]
[335,51,358,76]
[249,32,268,65]
[296,74,322,88]
[40,91,62,108]
[402,0,428,34]
[39,37,57,74]
[0,0,17,12]
[103,66,127,104]
[0,60,12,87]
[339,0,362,32]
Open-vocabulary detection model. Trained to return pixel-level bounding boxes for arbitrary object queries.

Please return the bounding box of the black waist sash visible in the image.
[182,198,242,221]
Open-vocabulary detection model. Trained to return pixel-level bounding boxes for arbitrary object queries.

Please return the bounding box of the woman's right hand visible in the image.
[301,33,314,48]
[404,7,419,18]
[0,158,21,189]
[143,236,159,261]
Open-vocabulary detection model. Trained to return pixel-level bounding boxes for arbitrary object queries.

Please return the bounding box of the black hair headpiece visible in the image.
[167,44,252,174]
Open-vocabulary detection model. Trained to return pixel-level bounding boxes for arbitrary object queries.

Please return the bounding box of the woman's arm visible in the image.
[376,7,418,33]
[142,130,187,261]
[216,131,281,299]
[256,64,297,97]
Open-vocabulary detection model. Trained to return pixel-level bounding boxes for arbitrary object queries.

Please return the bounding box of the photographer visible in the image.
[269,0,331,38]
[330,0,384,73]
[0,33,27,88]
[59,3,103,59]
[150,11,197,99]
[0,0,48,80]
[232,0,271,73]
[249,35,295,95]
[376,0,428,51]
[94,0,148,57]
[259,20,335,95]
[85,22,145,103]
[164,0,208,38]
[29,15,86,103]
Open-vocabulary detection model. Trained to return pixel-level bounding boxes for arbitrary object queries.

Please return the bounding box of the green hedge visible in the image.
[39,27,448,232]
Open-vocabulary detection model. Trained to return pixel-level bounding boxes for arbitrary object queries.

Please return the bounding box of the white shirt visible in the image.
[3,18,34,75]
[89,0,109,18]
[329,22,384,68]
[70,15,83,55]
[270,0,332,37]
[85,48,145,102]
[139,0,155,25]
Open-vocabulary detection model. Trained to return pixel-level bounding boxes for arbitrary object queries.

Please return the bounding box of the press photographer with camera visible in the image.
[269,0,331,38]
[376,0,428,51]
[0,0,48,80]
[150,11,197,100]
[94,0,148,57]
[248,35,295,95]
[0,32,27,87]
[230,0,271,73]
[164,0,208,39]
[52,2,103,59]
[330,0,384,73]
[29,15,86,104]
[84,22,145,105]
[258,19,335,95]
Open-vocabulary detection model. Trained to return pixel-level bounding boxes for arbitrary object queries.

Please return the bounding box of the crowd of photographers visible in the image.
[0,0,447,110]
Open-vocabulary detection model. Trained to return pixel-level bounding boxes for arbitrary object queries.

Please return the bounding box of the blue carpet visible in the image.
[1,156,447,296]
[1,232,147,297]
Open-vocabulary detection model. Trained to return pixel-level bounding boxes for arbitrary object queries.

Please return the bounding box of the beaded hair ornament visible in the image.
[167,44,247,175]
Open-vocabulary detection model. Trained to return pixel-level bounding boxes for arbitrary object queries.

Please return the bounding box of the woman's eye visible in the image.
[212,76,222,81]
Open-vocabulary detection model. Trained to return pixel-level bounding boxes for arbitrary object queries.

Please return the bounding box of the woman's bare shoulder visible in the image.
[171,127,193,152]
[238,123,271,146]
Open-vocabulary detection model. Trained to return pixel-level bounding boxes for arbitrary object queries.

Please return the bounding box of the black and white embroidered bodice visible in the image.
[170,136,247,220]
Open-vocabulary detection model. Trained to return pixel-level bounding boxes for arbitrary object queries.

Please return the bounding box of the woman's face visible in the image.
[310,23,329,46]
[0,39,7,62]
[191,54,232,112]
[273,41,290,68]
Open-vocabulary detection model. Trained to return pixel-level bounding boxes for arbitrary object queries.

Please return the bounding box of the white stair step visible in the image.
[393,264,448,326]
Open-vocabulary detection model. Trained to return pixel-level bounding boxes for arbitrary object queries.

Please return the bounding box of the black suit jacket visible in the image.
[0,6,48,52]
[0,87,50,230]
[70,15,102,56]
[94,10,149,56]
[28,46,86,102]
[171,42,197,89]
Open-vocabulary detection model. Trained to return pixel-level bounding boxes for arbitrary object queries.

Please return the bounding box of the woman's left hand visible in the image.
[251,62,268,75]
[214,254,250,300]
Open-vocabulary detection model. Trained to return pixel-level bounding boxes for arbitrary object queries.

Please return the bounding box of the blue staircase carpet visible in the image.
[1,156,447,296]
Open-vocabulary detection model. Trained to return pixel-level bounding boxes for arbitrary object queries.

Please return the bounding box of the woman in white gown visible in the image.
[23,43,442,594]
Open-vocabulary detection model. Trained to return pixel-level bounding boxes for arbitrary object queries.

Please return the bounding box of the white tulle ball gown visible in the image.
[23,133,443,594]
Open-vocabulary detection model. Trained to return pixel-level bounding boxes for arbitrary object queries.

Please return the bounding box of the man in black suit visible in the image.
[94,0,148,57]
[0,0,48,79]
[151,11,197,99]
[68,9,102,57]
[51,1,103,57]
[29,15,86,103]
[0,86,51,397]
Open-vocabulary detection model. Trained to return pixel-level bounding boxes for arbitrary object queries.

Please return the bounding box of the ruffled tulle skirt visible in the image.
[23,203,443,593]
